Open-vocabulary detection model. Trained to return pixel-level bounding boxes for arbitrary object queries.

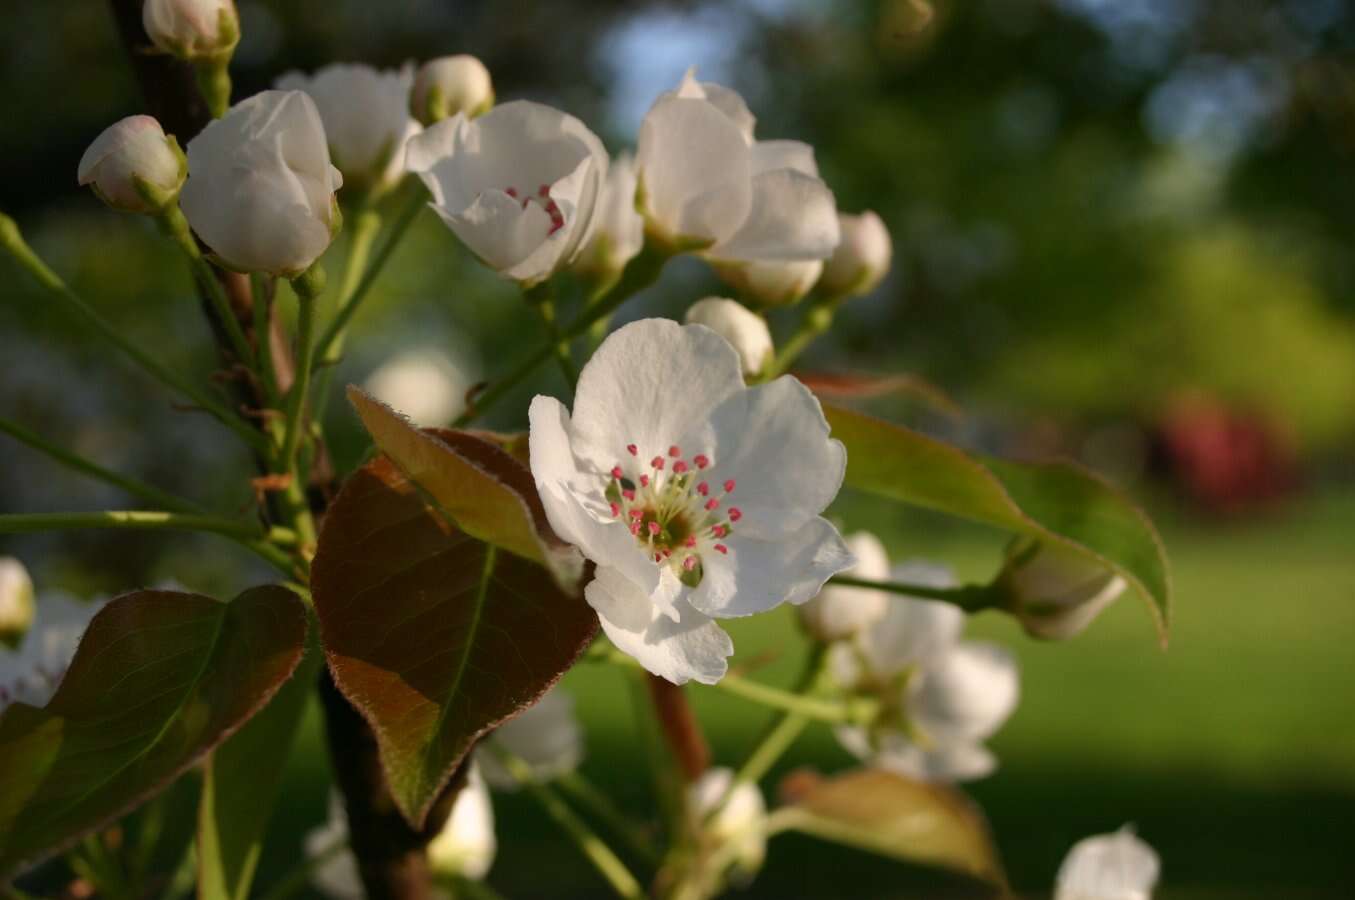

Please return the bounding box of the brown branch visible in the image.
[645,675,710,783]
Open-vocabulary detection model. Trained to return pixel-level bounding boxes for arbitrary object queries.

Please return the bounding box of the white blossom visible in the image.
[77,115,185,213]
[307,766,496,898]
[0,557,34,646]
[682,298,773,378]
[716,258,824,307]
[276,64,421,195]
[998,539,1128,640]
[637,69,839,263]
[406,101,608,286]
[797,531,890,642]
[819,210,892,297]
[180,90,343,276]
[363,349,473,428]
[833,561,1018,782]
[1055,826,1160,900]
[574,151,645,279]
[142,0,238,60]
[0,591,102,709]
[411,55,495,126]
[529,318,853,685]
[689,767,767,884]
[477,686,583,790]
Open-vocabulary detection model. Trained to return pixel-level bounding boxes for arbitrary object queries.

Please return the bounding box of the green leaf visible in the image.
[823,404,1171,642]
[0,586,307,879]
[197,626,323,900]
[773,768,1006,886]
[348,387,581,588]
[312,455,599,829]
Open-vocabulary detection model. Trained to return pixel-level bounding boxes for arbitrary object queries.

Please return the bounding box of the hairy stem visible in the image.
[646,675,711,783]
[828,574,996,612]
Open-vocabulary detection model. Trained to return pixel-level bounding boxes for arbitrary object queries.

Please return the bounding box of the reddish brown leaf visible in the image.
[796,371,962,418]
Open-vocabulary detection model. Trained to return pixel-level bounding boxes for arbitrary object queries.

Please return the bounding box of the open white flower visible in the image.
[637,69,838,264]
[832,561,1018,782]
[689,767,767,884]
[142,0,238,60]
[0,557,35,647]
[574,151,644,279]
[77,115,185,213]
[819,210,892,297]
[364,349,473,428]
[276,63,421,195]
[998,539,1128,640]
[529,318,852,685]
[798,531,890,642]
[406,101,608,287]
[307,766,496,898]
[477,686,583,790]
[1055,826,1160,900]
[0,591,102,709]
[411,55,495,126]
[682,298,773,378]
[180,90,343,276]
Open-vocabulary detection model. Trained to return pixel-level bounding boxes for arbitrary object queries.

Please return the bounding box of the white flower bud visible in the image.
[477,687,583,790]
[141,0,239,60]
[819,210,892,297]
[0,558,35,648]
[574,152,644,280]
[427,763,497,880]
[797,531,888,641]
[716,258,824,307]
[364,349,472,428]
[276,64,421,196]
[683,297,774,378]
[411,55,495,126]
[1055,825,1160,900]
[77,116,185,214]
[998,539,1127,640]
[689,767,767,885]
[180,90,343,277]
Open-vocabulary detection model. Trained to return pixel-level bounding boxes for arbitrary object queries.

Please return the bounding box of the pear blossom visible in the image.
[682,298,773,378]
[363,349,473,428]
[574,151,645,279]
[276,64,421,195]
[0,558,34,647]
[998,539,1128,640]
[1055,826,1160,900]
[406,101,608,287]
[529,318,852,685]
[307,765,496,898]
[689,767,768,884]
[477,686,583,790]
[716,258,824,307]
[0,591,102,709]
[180,90,343,276]
[78,115,185,213]
[819,210,893,297]
[797,531,890,642]
[637,69,838,264]
[411,55,495,126]
[142,0,238,60]
[832,561,1018,782]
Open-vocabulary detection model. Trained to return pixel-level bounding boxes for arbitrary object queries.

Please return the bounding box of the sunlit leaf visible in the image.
[773,768,1005,886]
[312,456,598,828]
[824,404,1171,642]
[0,587,307,878]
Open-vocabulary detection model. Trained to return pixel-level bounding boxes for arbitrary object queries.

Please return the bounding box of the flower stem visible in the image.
[0,415,205,513]
[712,667,861,725]
[555,771,661,864]
[535,292,580,388]
[828,574,997,612]
[765,293,845,379]
[0,213,270,453]
[486,742,645,900]
[279,281,320,475]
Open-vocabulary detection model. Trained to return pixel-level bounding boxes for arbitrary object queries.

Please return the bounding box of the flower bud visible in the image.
[478,687,583,790]
[180,90,343,277]
[573,152,644,280]
[716,258,824,307]
[364,349,471,428]
[141,0,239,60]
[0,557,35,649]
[819,210,892,297]
[427,763,497,880]
[411,55,495,126]
[997,539,1127,640]
[1055,825,1159,900]
[683,297,773,378]
[77,116,185,214]
[689,767,767,885]
[798,531,888,642]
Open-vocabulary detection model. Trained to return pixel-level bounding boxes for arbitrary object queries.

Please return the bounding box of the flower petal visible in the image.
[707,167,839,263]
[750,140,819,177]
[690,516,853,619]
[835,726,999,783]
[853,561,965,679]
[586,566,733,685]
[908,641,1019,746]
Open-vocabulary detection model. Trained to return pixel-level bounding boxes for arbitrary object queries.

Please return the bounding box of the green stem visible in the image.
[0,213,269,453]
[252,273,280,402]
[486,742,645,900]
[828,574,996,612]
[279,286,318,474]
[454,244,669,427]
[556,771,661,864]
[765,294,845,379]
[534,288,580,387]
[0,416,204,513]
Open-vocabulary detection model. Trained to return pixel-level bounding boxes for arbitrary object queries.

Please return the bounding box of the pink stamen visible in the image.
[538,184,551,196]
[640,474,650,488]
[627,444,638,456]
[647,521,660,536]
[697,482,710,496]
[505,187,519,198]
[683,556,698,571]
[712,524,727,538]
[715,544,729,554]
[684,535,697,548]
[694,454,710,469]
[628,508,643,519]
[651,456,665,470]
[611,466,623,480]
[609,502,621,517]
[668,445,681,457]
[728,507,742,522]
[630,522,641,535]
[673,461,689,474]
[723,479,736,493]
[623,489,636,501]
[705,498,719,511]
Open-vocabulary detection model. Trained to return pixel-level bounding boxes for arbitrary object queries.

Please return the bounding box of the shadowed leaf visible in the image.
[798,371,962,419]
[312,456,598,828]
[0,587,307,878]
[824,404,1171,643]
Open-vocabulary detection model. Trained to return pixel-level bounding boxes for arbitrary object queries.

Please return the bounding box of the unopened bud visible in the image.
[717,258,824,307]
[819,210,892,298]
[798,532,888,641]
[998,539,1127,640]
[411,55,495,126]
[689,768,767,886]
[0,558,35,649]
[142,0,240,61]
[684,298,774,378]
[427,763,497,880]
[78,116,185,214]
